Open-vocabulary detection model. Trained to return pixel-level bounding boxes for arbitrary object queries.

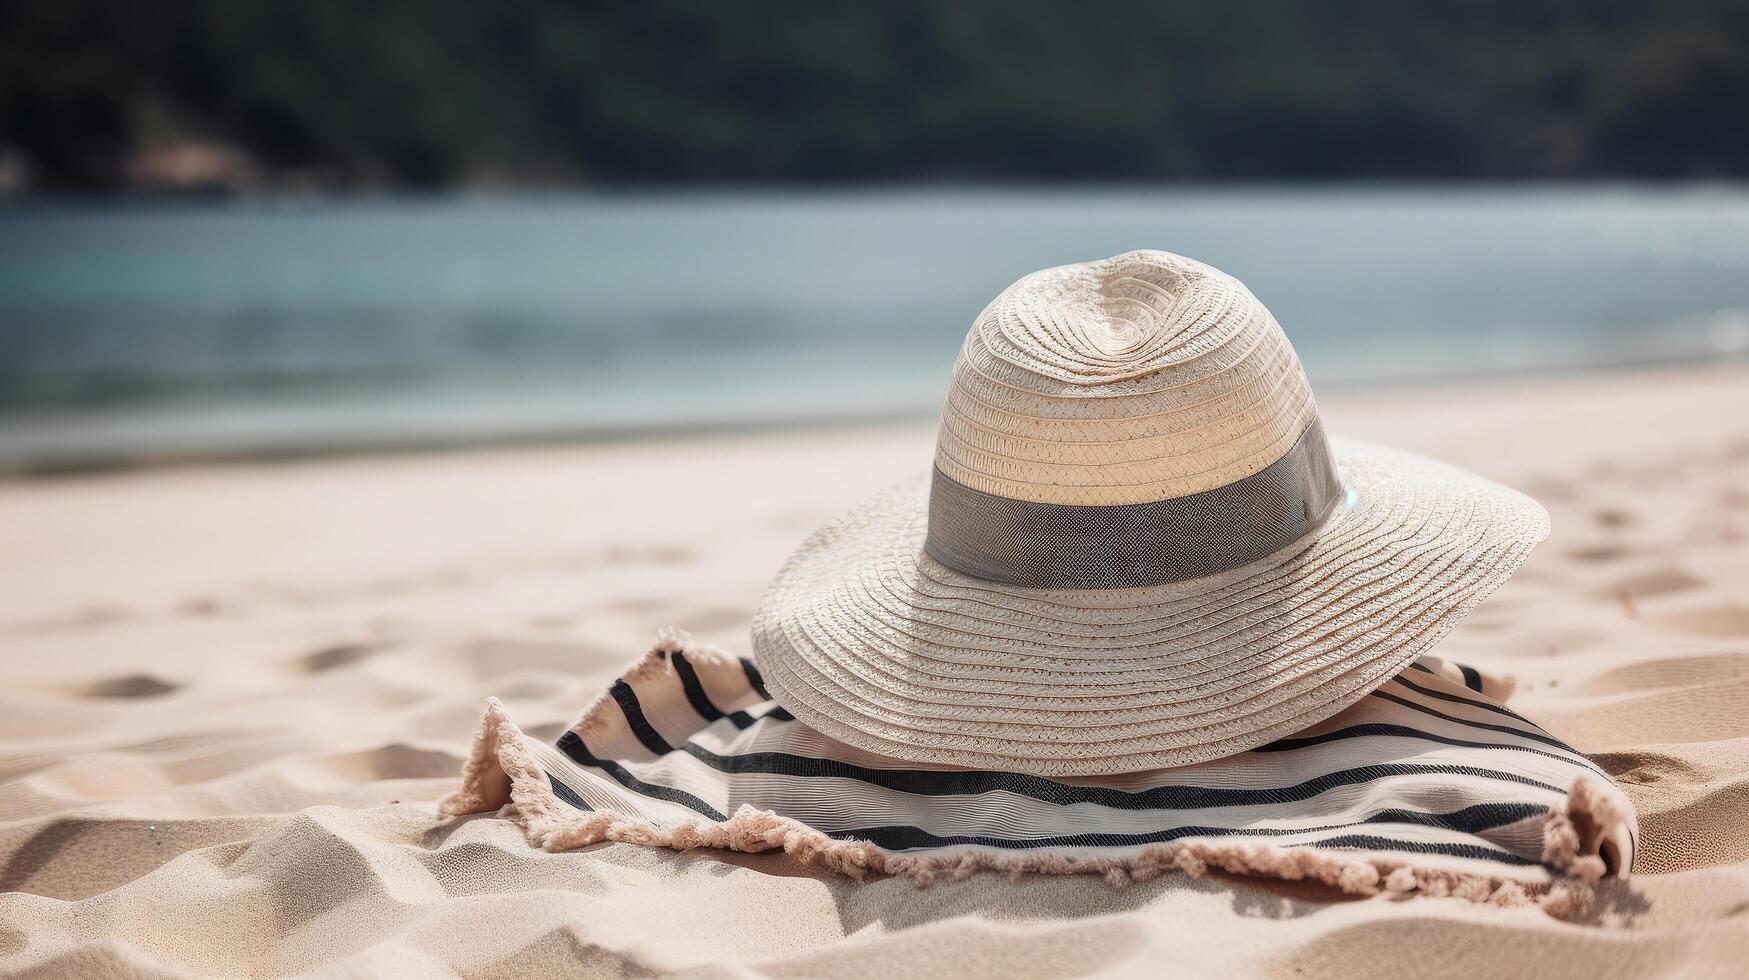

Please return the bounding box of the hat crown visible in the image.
[934,249,1320,507]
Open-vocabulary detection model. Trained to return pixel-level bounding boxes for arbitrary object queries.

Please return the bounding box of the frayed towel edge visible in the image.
[440,694,1626,919]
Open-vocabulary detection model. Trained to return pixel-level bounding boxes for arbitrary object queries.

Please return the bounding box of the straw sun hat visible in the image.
[753,249,1551,777]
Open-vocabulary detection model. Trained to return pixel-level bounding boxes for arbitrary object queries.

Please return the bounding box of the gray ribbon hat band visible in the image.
[924,420,1344,589]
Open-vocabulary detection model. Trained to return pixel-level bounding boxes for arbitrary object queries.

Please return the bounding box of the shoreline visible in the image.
[4,360,1745,479]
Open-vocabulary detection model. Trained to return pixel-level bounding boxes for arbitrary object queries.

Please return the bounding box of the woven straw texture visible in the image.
[938,250,1317,506]
[753,250,1551,776]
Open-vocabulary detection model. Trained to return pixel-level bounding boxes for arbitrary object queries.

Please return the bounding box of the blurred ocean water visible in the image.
[1,186,1746,467]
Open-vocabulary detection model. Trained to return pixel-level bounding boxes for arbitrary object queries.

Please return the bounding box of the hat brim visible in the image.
[752,437,1550,776]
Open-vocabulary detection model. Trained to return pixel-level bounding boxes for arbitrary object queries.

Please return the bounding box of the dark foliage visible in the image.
[3,0,1748,189]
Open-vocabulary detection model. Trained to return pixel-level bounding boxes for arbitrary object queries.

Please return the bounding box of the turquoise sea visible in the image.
[2,186,1747,468]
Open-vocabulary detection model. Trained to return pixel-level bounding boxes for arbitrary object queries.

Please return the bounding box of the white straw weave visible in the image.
[753,251,1551,776]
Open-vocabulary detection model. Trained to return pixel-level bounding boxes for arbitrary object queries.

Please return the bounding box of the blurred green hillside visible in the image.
[4,0,1748,191]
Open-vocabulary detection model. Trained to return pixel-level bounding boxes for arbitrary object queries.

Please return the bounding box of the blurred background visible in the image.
[2,0,1747,470]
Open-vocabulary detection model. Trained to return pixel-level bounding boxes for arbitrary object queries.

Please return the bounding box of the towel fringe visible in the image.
[568,629,746,741]
[439,697,1621,918]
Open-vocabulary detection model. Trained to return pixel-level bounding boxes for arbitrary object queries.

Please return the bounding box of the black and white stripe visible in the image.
[532,648,1635,875]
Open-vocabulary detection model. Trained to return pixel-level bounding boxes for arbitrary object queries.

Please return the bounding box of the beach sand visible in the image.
[2,365,1748,978]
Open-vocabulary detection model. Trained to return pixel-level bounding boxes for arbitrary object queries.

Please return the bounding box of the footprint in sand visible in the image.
[1588,747,1709,785]
[295,643,387,673]
[75,674,180,699]
[1596,568,1706,602]
[174,596,233,618]
[1653,605,1749,637]
[1565,544,1630,563]
[1582,651,1749,695]
[287,743,463,786]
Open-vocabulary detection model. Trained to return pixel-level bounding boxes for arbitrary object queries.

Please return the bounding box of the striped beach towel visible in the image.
[444,631,1635,914]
